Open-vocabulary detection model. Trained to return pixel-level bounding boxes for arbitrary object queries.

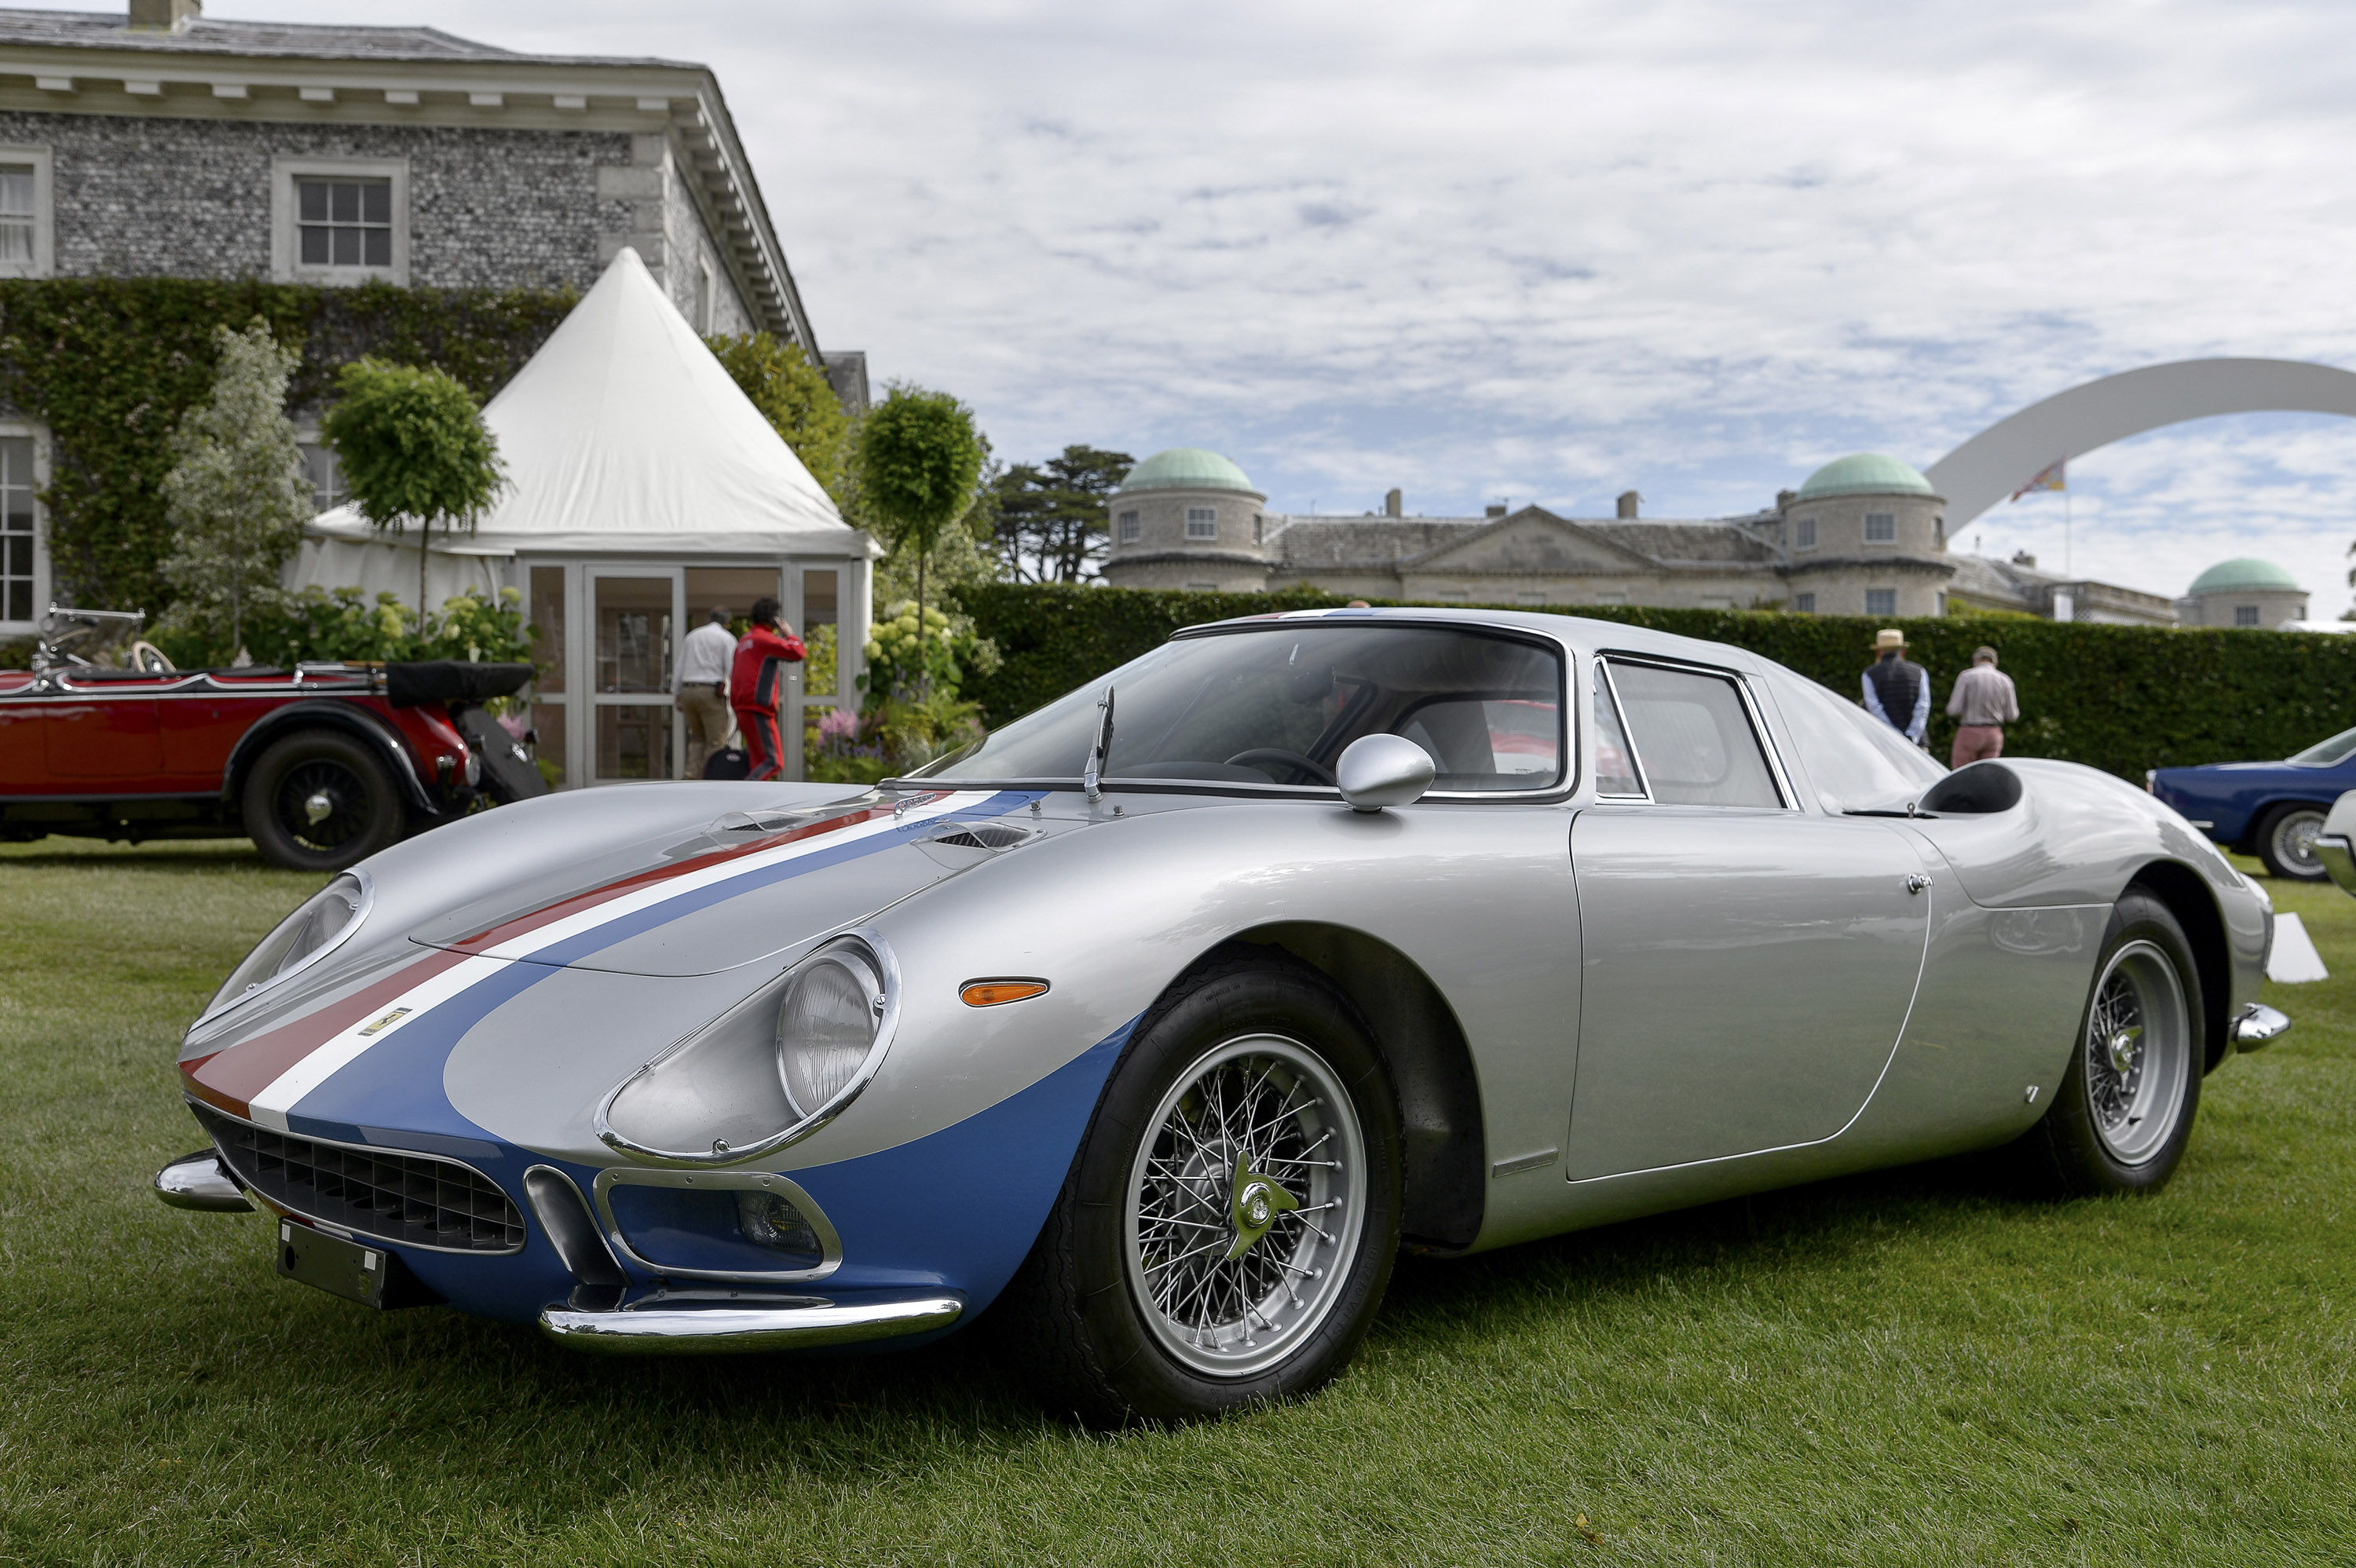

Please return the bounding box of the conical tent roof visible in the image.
[303,247,864,561]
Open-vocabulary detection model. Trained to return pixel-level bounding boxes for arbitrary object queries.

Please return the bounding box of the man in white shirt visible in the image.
[1860,627,1931,748]
[674,606,737,779]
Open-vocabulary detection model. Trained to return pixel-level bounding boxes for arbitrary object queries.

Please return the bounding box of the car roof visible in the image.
[1182,605,1780,678]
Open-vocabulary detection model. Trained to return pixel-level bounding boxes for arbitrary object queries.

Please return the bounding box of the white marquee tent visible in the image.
[288,247,874,786]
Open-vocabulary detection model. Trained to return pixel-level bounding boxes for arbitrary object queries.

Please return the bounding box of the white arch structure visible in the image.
[1924,357,2356,528]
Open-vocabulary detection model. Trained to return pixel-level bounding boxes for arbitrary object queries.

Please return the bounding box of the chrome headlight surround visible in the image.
[594,931,902,1168]
[190,868,374,1032]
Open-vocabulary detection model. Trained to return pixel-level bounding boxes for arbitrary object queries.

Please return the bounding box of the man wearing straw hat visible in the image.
[1860,627,1930,749]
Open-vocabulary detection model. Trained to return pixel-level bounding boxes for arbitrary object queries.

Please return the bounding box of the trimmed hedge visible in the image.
[961,583,2356,784]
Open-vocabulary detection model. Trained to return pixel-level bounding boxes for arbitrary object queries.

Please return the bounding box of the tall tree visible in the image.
[154,321,315,660]
[321,359,505,620]
[991,444,1134,582]
[704,331,853,502]
[857,385,986,697]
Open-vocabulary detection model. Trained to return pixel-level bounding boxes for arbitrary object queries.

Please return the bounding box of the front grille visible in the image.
[194,1103,525,1253]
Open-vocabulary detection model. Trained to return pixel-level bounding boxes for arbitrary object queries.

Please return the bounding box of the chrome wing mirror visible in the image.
[1336,734,1435,813]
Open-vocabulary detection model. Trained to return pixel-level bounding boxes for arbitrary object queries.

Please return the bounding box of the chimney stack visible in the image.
[1384,488,1402,518]
[1484,503,1506,519]
[128,0,199,31]
[1616,490,1641,519]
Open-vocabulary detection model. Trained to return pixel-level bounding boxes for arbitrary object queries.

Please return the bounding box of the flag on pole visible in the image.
[2010,457,2065,501]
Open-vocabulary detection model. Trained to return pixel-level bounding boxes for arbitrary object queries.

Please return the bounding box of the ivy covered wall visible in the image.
[0,277,576,616]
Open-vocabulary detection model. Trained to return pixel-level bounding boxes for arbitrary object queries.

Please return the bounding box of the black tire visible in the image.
[2255,802,2330,881]
[2011,889,2205,1197]
[240,729,404,873]
[997,952,1403,1425]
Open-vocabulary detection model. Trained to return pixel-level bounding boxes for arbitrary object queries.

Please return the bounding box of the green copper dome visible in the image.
[1793,452,1936,501]
[2188,557,2302,596]
[1116,447,1259,495]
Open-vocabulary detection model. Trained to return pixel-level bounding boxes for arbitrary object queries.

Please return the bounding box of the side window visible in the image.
[1605,661,1782,808]
[1768,671,1944,812]
[1590,662,1643,795]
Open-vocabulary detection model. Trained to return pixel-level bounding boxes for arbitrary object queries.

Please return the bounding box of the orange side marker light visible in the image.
[960,978,1050,1007]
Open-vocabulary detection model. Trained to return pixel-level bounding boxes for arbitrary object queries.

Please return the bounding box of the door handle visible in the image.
[1906,873,1933,894]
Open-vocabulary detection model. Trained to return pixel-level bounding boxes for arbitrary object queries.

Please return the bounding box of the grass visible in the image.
[2,838,2352,1566]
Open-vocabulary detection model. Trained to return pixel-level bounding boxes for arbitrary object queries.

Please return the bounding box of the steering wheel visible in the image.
[1225,747,1337,786]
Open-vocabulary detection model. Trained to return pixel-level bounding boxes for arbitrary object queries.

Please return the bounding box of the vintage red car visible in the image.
[2,608,545,871]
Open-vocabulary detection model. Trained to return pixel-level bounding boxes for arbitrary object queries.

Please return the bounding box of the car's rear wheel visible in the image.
[998,952,1401,1424]
[241,730,404,873]
[2011,889,2204,1197]
[2256,803,2329,881]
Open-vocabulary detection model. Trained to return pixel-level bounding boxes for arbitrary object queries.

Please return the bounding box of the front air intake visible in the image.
[193,1103,525,1254]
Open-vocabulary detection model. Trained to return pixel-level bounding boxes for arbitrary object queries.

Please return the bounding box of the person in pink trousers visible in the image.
[1946,645,2019,768]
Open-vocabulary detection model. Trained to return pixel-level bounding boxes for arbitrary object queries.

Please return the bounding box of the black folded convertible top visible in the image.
[386,661,534,708]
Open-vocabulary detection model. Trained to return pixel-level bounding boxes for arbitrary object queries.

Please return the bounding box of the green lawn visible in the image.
[2,838,2351,1566]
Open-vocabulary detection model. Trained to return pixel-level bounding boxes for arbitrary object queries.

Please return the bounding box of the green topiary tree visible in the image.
[152,321,316,661]
[704,331,851,501]
[856,383,986,696]
[320,357,506,620]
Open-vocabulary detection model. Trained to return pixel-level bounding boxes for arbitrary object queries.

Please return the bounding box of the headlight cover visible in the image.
[196,871,371,1025]
[596,934,898,1167]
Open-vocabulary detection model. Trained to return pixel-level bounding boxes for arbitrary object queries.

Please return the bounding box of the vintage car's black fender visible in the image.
[221,700,439,818]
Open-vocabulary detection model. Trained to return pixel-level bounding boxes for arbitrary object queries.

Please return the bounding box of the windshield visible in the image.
[913,623,1566,792]
[2288,725,2356,766]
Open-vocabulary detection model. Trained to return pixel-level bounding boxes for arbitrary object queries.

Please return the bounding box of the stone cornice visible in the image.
[0,46,814,351]
[1777,554,1956,580]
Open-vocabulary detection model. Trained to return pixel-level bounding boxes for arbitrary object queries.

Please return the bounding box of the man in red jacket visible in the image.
[730,596,807,781]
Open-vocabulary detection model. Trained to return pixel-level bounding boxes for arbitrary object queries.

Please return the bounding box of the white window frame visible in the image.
[0,145,53,279]
[1865,588,1897,618]
[1793,517,1816,550]
[294,429,346,515]
[1184,506,1217,540]
[0,421,51,634]
[1864,512,1896,543]
[1117,509,1140,544]
[273,156,409,285]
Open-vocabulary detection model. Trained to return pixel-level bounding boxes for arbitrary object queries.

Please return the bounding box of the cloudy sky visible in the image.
[75,0,2356,609]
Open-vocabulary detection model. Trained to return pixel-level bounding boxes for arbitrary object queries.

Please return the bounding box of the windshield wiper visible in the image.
[1083,685,1116,802]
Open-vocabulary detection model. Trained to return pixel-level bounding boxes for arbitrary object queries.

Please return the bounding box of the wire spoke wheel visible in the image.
[2082,938,2192,1165]
[276,758,371,853]
[1124,1033,1366,1380]
[2273,810,2327,878]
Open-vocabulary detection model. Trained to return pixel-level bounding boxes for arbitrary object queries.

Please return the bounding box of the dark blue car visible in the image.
[2149,725,2356,880]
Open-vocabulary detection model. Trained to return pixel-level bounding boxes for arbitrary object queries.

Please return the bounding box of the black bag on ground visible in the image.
[703,747,750,780]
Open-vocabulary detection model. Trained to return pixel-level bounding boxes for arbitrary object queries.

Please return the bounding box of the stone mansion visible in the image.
[1102,448,2294,627]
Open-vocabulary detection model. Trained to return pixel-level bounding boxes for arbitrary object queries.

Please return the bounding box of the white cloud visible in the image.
[61,0,2356,605]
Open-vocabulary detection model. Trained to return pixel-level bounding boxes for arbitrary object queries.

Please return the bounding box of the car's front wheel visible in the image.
[1000,952,1402,1424]
[2011,888,2204,1196]
[2256,802,2330,881]
[241,729,404,873]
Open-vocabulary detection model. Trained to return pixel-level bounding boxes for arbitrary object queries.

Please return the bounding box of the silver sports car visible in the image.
[155,609,2288,1422]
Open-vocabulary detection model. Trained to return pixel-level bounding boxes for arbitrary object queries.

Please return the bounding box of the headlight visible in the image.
[598,934,898,1166]
[776,948,884,1117]
[199,872,370,1024]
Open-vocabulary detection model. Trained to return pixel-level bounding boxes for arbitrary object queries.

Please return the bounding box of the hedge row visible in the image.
[0,277,576,615]
[960,583,2356,783]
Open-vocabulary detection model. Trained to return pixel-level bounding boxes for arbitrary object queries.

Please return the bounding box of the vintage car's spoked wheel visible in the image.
[2081,940,2192,1166]
[2258,804,2330,881]
[242,730,404,873]
[2012,888,2205,1196]
[999,952,1400,1425]
[1125,1035,1366,1378]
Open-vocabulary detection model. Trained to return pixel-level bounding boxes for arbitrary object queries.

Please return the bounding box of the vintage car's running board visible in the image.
[539,1290,964,1354]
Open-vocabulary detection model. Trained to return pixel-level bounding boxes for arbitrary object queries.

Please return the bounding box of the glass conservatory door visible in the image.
[588,568,682,782]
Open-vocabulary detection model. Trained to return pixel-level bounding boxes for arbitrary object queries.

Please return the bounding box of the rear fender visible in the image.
[223,700,437,816]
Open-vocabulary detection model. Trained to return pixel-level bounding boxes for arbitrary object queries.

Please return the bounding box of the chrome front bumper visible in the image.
[2315,832,2356,897]
[153,1148,252,1212]
[540,1290,964,1354]
[2232,1003,2292,1052]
